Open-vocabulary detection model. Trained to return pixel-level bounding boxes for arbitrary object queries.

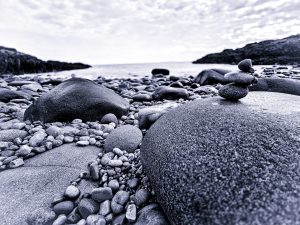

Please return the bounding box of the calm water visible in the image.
[22,61,267,80]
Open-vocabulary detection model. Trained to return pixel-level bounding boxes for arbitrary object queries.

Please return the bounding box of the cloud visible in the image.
[0,0,299,64]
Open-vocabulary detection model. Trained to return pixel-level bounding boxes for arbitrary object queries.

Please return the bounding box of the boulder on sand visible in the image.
[141,92,300,225]
[24,78,129,123]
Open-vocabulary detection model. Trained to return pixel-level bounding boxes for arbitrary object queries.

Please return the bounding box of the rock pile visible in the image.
[219,59,256,100]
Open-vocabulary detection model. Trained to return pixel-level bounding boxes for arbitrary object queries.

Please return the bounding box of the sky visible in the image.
[0,0,299,65]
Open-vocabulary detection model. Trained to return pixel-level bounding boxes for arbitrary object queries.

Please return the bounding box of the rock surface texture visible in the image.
[0,144,99,225]
[193,34,300,64]
[141,92,300,225]
[0,46,90,75]
[24,78,129,122]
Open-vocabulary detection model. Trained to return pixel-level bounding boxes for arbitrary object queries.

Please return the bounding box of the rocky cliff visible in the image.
[0,46,91,75]
[193,34,300,65]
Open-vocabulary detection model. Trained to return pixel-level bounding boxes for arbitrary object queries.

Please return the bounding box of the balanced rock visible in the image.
[238,59,254,72]
[104,125,142,153]
[24,78,129,122]
[152,86,188,100]
[0,88,31,103]
[219,83,249,100]
[224,71,256,85]
[141,92,300,225]
[151,68,170,76]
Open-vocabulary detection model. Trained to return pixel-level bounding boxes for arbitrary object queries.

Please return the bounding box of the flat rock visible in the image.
[141,92,300,225]
[24,78,129,122]
[104,125,143,153]
[0,143,99,225]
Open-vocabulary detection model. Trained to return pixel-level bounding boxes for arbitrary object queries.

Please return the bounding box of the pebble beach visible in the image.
[0,61,300,225]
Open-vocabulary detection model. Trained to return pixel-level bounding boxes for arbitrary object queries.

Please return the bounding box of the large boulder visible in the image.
[24,78,129,122]
[104,125,143,153]
[141,92,300,225]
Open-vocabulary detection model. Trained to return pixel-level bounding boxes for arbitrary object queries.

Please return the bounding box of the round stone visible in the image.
[134,189,151,207]
[64,185,80,199]
[238,59,253,72]
[53,200,74,215]
[219,83,249,100]
[101,113,118,125]
[104,125,143,153]
[78,198,99,219]
[141,92,300,225]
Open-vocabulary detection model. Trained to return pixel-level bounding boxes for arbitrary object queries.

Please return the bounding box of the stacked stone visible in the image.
[219,59,256,100]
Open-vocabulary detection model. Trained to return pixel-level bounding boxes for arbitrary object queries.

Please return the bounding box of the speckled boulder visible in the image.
[104,125,143,153]
[219,83,249,100]
[24,78,129,122]
[141,92,300,225]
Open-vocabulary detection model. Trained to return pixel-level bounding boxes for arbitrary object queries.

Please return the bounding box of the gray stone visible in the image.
[0,144,99,225]
[113,191,130,205]
[134,189,151,207]
[86,214,106,225]
[219,83,249,100]
[126,204,137,222]
[134,204,169,225]
[141,92,300,225]
[138,102,179,129]
[64,185,80,199]
[0,129,28,142]
[24,78,129,122]
[194,69,230,86]
[53,200,74,215]
[29,131,47,147]
[78,198,100,219]
[104,125,143,153]
[101,113,118,125]
[91,187,113,202]
[99,200,111,216]
[152,86,188,100]
[224,71,256,85]
[52,214,67,225]
[238,59,253,72]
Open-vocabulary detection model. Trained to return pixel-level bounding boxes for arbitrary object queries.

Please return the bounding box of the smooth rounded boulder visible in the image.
[0,88,31,103]
[104,125,143,153]
[24,78,129,122]
[151,68,170,76]
[141,92,300,225]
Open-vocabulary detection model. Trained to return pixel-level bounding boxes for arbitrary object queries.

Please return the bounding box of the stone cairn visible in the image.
[219,59,256,100]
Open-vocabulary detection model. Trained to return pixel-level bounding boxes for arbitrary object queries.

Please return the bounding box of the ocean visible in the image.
[21,61,268,80]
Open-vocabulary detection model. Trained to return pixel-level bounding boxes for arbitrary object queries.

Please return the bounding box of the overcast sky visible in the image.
[0,0,299,64]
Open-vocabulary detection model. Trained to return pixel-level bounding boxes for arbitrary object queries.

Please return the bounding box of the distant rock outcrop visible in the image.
[0,46,91,75]
[193,34,300,65]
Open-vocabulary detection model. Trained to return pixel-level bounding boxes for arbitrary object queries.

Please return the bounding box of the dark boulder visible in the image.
[141,92,300,225]
[152,86,188,100]
[219,83,249,100]
[151,68,170,76]
[24,78,129,123]
[249,78,300,96]
[0,88,31,103]
[194,69,230,86]
[238,59,254,72]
